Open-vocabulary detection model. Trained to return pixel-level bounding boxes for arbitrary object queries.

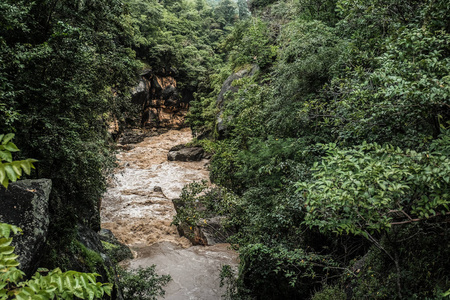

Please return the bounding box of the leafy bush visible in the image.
[349,223,450,299]
[117,266,171,300]
[248,0,278,10]
[222,19,277,69]
[298,142,450,236]
[0,133,36,188]
[172,180,238,241]
[0,223,112,300]
[311,284,346,300]
[236,243,338,299]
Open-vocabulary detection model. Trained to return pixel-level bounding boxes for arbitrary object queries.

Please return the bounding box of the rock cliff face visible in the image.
[0,179,52,274]
[216,64,260,138]
[132,69,189,129]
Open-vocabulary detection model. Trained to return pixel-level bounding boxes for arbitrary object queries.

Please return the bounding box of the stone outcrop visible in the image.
[176,216,233,246]
[167,146,205,162]
[76,225,125,300]
[198,216,231,245]
[173,194,234,246]
[131,69,189,129]
[216,65,260,138]
[98,228,133,263]
[0,179,52,274]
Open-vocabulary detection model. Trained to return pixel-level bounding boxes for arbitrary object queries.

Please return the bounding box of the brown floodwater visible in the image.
[101,128,238,300]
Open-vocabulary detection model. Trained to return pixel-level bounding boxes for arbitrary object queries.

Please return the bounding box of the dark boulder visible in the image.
[98,228,133,263]
[168,147,205,162]
[77,225,125,300]
[0,179,52,275]
[131,79,149,105]
[118,129,146,145]
[177,217,233,246]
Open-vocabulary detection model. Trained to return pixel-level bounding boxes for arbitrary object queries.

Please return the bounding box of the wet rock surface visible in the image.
[99,229,133,263]
[0,179,51,275]
[101,128,238,299]
[76,225,125,300]
[131,69,189,129]
[167,146,205,162]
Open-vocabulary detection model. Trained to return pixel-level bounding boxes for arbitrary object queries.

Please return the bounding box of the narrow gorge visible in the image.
[101,72,238,299]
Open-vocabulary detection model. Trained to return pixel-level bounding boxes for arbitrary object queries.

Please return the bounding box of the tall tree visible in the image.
[0,0,140,262]
[237,0,250,20]
[215,0,237,26]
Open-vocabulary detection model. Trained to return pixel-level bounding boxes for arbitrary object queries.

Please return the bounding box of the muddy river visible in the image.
[101,128,237,299]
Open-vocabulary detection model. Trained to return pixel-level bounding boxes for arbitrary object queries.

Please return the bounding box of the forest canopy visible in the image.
[1,0,450,299]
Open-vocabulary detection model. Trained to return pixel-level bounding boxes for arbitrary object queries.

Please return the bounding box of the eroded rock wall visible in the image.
[132,69,189,129]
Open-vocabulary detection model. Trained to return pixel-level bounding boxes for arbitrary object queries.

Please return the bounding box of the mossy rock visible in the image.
[99,229,133,263]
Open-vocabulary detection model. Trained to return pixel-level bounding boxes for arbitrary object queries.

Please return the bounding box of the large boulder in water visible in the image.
[167,146,205,162]
[0,179,52,275]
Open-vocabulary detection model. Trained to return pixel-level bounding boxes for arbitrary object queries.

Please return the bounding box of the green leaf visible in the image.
[0,237,13,248]
[0,166,5,186]
[0,246,15,255]
[1,177,8,189]
[11,161,22,177]
[4,142,19,152]
[2,134,14,145]
[0,223,21,238]
[20,161,31,175]
[4,165,17,182]
[0,151,12,163]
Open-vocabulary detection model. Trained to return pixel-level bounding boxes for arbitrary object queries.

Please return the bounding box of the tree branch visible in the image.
[390,211,450,225]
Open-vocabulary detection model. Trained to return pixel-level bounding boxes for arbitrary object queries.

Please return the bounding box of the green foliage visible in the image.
[215,0,238,26]
[349,224,450,299]
[311,284,346,300]
[236,243,338,299]
[219,76,267,143]
[248,0,278,10]
[0,1,140,266]
[189,0,450,298]
[298,142,450,236]
[0,134,36,188]
[0,223,112,300]
[172,180,238,235]
[100,241,132,265]
[222,19,277,69]
[266,19,342,138]
[74,242,104,274]
[117,266,171,300]
[324,27,450,148]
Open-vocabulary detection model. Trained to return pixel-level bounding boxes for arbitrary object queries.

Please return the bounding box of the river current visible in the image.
[100,128,237,299]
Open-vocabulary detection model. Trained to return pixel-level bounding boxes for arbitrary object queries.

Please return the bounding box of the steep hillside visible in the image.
[185,0,450,299]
